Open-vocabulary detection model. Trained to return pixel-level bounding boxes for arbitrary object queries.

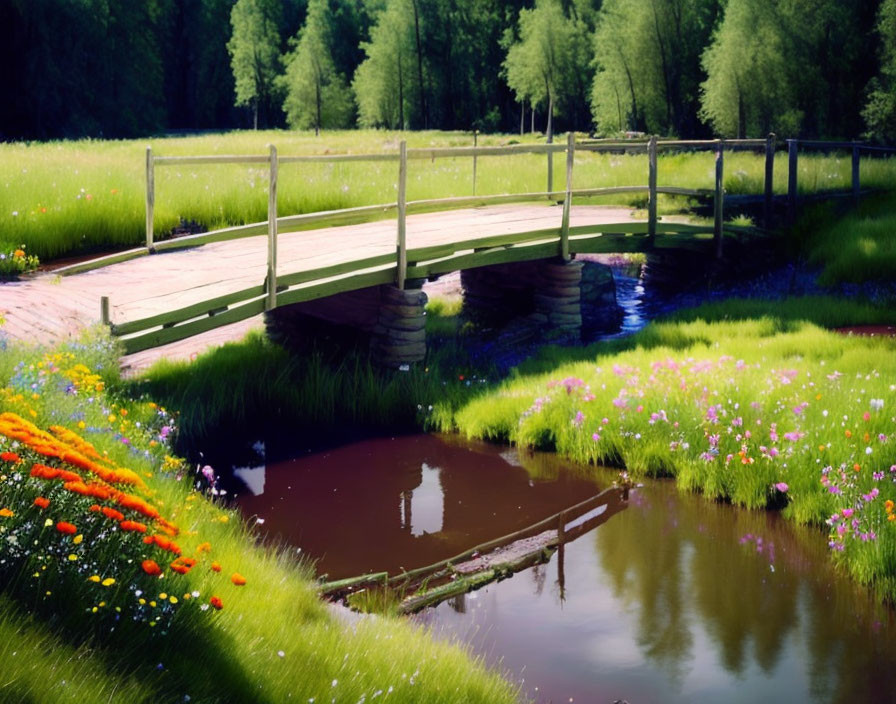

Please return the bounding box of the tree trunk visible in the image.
[315,78,321,136]
[531,105,535,134]
[546,92,554,140]
[253,98,258,130]
[398,51,404,129]
[410,0,427,128]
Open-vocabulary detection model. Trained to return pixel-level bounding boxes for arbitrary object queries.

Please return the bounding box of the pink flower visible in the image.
[774,482,789,493]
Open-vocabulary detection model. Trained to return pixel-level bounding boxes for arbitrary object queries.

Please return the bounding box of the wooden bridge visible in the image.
[2,135,776,367]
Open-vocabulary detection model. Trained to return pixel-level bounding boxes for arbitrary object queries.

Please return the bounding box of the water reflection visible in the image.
[234,434,604,579]
[419,480,896,704]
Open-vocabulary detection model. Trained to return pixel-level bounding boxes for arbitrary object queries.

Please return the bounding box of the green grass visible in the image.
[429,297,896,599]
[789,193,896,285]
[0,330,517,704]
[5,130,895,261]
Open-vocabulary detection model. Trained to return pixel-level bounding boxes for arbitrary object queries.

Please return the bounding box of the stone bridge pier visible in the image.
[265,257,618,368]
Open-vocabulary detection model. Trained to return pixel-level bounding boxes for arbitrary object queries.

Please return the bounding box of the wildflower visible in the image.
[0,508,13,518]
[56,521,77,534]
[231,573,247,586]
[170,557,197,575]
[210,561,222,572]
[33,497,50,509]
[0,452,20,463]
[210,596,224,610]
[774,482,789,493]
[101,578,115,587]
[120,520,147,533]
[196,542,212,554]
[141,560,162,577]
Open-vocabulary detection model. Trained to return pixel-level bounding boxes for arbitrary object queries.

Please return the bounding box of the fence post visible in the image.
[266,144,278,311]
[100,296,110,327]
[472,130,478,196]
[764,133,775,229]
[560,132,575,261]
[852,142,861,206]
[145,146,154,252]
[397,140,408,290]
[787,139,798,221]
[647,135,658,246]
[547,132,554,196]
[714,139,725,259]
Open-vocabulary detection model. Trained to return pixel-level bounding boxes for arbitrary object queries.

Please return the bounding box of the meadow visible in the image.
[4,130,896,261]
[0,331,516,703]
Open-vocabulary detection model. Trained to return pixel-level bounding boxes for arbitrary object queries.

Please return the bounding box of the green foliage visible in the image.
[280,0,354,132]
[591,0,721,136]
[700,0,875,138]
[227,0,282,128]
[0,243,39,279]
[864,0,896,141]
[503,0,592,134]
[353,0,420,129]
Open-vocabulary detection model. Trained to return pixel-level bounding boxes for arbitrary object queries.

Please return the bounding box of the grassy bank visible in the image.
[428,297,896,598]
[0,330,516,703]
[5,130,894,261]
[790,193,896,285]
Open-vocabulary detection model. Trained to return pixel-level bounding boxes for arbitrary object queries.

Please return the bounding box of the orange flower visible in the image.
[141,559,162,576]
[13,249,25,258]
[143,534,182,555]
[230,573,247,586]
[33,497,50,509]
[101,507,125,522]
[854,463,861,472]
[0,452,20,463]
[170,556,197,575]
[56,521,77,535]
[0,508,14,518]
[120,520,147,533]
[210,561,221,573]
[196,542,212,554]
[210,596,224,610]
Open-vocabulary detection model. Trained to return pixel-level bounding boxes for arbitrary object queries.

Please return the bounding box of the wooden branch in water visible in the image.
[318,571,389,597]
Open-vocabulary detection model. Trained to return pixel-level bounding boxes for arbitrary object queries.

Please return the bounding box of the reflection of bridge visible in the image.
[1,137,768,365]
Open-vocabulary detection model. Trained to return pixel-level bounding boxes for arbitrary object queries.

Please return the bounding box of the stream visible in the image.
[233,434,896,704]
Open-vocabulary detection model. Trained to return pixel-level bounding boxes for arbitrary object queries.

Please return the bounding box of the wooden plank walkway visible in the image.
[0,204,645,370]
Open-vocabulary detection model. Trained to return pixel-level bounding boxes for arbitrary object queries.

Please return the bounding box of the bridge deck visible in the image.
[0,204,649,368]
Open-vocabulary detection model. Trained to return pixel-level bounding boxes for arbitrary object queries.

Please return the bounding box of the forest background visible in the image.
[5,0,896,143]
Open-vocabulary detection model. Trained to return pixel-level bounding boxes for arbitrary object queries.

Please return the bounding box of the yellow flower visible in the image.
[88,575,101,583]
[13,249,25,258]
[101,578,115,587]
[73,534,83,545]
[67,554,78,561]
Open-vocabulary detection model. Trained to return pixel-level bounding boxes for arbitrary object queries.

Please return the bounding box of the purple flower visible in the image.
[774,482,789,493]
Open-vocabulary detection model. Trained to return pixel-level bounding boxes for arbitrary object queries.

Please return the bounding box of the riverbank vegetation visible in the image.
[0,331,516,703]
[6,130,896,262]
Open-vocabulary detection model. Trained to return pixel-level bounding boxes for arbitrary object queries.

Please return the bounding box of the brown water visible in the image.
[233,434,896,704]
[234,434,605,579]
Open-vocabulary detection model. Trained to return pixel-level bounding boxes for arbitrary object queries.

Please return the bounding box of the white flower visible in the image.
[870,399,885,411]
[11,211,17,216]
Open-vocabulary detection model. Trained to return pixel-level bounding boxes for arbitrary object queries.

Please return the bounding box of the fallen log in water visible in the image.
[320,483,631,613]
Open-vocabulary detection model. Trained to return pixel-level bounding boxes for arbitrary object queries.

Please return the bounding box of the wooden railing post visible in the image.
[472,130,478,196]
[145,146,154,252]
[100,296,110,327]
[560,132,575,260]
[852,142,861,206]
[764,133,775,229]
[546,132,554,196]
[647,135,658,246]
[787,139,798,221]
[714,139,724,259]
[266,144,278,310]
[397,140,408,290]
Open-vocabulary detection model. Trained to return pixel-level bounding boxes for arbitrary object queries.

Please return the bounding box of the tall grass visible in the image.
[5,130,895,261]
[0,329,517,704]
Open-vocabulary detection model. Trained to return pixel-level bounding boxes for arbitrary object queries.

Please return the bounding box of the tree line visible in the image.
[4,0,896,141]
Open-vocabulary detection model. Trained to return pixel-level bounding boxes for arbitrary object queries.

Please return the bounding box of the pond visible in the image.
[233,434,896,704]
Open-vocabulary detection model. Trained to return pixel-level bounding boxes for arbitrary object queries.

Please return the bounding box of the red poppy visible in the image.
[141,559,162,576]
[33,497,50,509]
[56,521,77,535]
[210,596,223,610]
[0,452,20,463]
